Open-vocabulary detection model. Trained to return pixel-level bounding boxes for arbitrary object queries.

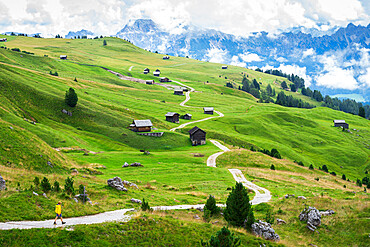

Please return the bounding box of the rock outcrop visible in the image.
[123,180,139,189]
[107,177,128,191]
[131,198,142,204]
[251,220,280,241]
[299,206,321,231]
[122,162,143,168]
[0,175,6,190]
[276,218,286,224]
[320,209,335,216]
[285,194,295,198]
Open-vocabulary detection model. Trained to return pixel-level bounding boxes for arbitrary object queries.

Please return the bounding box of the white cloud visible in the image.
[262,64,312,87]
[240,52,262,63]
[205,45,227,63]
[316,67,358,90]
[230,56,246,67]
[302,48,315,58]
[0,0,369,37]
[358,68,370,87]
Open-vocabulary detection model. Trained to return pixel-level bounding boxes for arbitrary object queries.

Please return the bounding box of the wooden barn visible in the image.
[130,119,153,132]
[60,55,67,60]
[146,80,154,85]
[159,77,171,82]
[163,56,170,60]
[222,65,228,69]
[0,38,7,42]
[143,68,150,74]
[174,89,184,96]
[203,107,214,115]
[183,113,192,120]
[153,69,161,76]
[188,126,206,146]
[333,120,349,129]
[165,112,180,123]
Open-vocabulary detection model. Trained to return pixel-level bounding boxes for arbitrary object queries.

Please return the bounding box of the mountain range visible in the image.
[114,19,370,103]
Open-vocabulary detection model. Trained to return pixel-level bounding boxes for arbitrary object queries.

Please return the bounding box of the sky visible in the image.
[0,0,369,37]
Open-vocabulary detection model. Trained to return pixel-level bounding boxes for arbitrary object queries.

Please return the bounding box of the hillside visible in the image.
[0,35,369,246]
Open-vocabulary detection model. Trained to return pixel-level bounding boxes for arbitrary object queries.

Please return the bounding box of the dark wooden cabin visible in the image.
[333,120,349,129]
[130,119,153,132]
[222,65,228,69]
[146,80,154,85]
[165,112,180,123]
[163,56,170,60]
[0,38,7,42]
[153,69,161,76]
[143,68,150,74]
[174,89,184,95]
[183,113,192,120]
[188,126,206,146]
[60,55,67,60]
[203,107,214,115]
[159,77,171,82]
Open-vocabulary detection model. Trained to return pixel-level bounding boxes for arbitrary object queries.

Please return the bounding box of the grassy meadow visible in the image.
[0,34,369,246]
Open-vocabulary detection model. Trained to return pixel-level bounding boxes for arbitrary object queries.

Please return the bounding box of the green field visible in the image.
[0,35,369,246]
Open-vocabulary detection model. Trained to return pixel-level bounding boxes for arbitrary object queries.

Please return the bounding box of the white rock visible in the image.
[33,191,39,196]
[298,196,307,200]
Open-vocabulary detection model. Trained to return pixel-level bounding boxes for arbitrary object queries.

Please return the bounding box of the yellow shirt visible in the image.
[55,204,62,214]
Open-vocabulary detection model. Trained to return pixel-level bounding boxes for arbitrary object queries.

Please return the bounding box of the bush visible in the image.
[204,195,220,217]
[40,177,51,193]
[270,148,281,159]
[141,198,152,211]
[356,179,362,187]
[330,172,337,176]
[64,177,74,195]
[11,48,20,52]
[309,164,314,170]
[298,161,304,166]
[321,165,329,173]
[65,87,78,107]
[33,177,40,189]
[270,164,275,170]
[53,181,60,192]
[342,174,346,180]
[315,177,319,181]
[224,182,255,230]
[201,227,241,247]
[265,209,274,224]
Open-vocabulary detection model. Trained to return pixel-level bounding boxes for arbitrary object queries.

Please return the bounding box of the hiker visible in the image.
[54,201,66,225]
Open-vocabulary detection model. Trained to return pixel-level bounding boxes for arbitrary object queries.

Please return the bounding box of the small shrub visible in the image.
[65,87,78,107]
[277,208,283,214]
[201,227,241,247]
[265,209,274,224]
[330,172,337,176]
[11,48,20,52]
[356,179,362,187]
[270,164,275,170]
[315,177,319,181]
[204,195,220,217]
[270,148,281,159]
[74,77,78,82]
[78,184,87,203]
[64,177,75,195]
[298,161,304,166]
[141,198,152,211]
[40,177,51,193]
[309,164,314,170]
[53,181,60,192]
[321,165,329,173]
[250,146,256,152]
[343,185,346,188]
[33,177,40,189]
[342,174,346,180]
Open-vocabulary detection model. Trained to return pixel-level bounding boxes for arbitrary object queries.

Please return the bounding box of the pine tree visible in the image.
[342,174,346,180]
[359,107,365,118]
[204,195,220,217]
[281,81,288,89]
[103,40,107,46]
[53,181,60,192]
[40,177,51,193]
[64,177,74,195]
[224,182,255,229]
[33,177,40,189]
[65,88,78,107]
[270,164,275,170]
[201,227,241,247]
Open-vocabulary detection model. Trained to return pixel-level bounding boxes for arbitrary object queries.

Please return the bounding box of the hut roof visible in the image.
[333,120,346,124]
[203,107,214,112]
[188,126,206,135]
[165,112,179,117]
[132,119,153,127]
[184,113,192,116]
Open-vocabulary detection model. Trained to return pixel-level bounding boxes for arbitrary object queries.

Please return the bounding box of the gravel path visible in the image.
[129,66,134,71]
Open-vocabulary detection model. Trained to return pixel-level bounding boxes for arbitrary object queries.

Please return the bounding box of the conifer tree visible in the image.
[224,182,255,229]
[40,177,51,193]
[201,227,241,247]
[65,88,78,107]
[359,107,365,118]
[204,195,220,217]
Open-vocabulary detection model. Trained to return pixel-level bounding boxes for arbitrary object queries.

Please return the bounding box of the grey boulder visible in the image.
[107,177,128,191]
[251,220,280,241]
[0,175,6,190]
[299,206,321,231]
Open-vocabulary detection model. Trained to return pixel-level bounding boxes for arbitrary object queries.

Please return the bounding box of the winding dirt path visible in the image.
[0,68,270,230]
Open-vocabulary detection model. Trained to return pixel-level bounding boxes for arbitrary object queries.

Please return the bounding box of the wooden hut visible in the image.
[333,120,349,129]
[0,38,7,42]
[222,65,228,69]
[159,77,171,82]
[165,112,180,123]
[203,107,214,115]
[143,68,150,74]
[60,55,67,60]
[188,126,206,146]
[174,89,184,96]
[183,113,192,120]
[130,119,153,132]
[146,80,154,85]
[163,56,170,60]
[153,69,160,76]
